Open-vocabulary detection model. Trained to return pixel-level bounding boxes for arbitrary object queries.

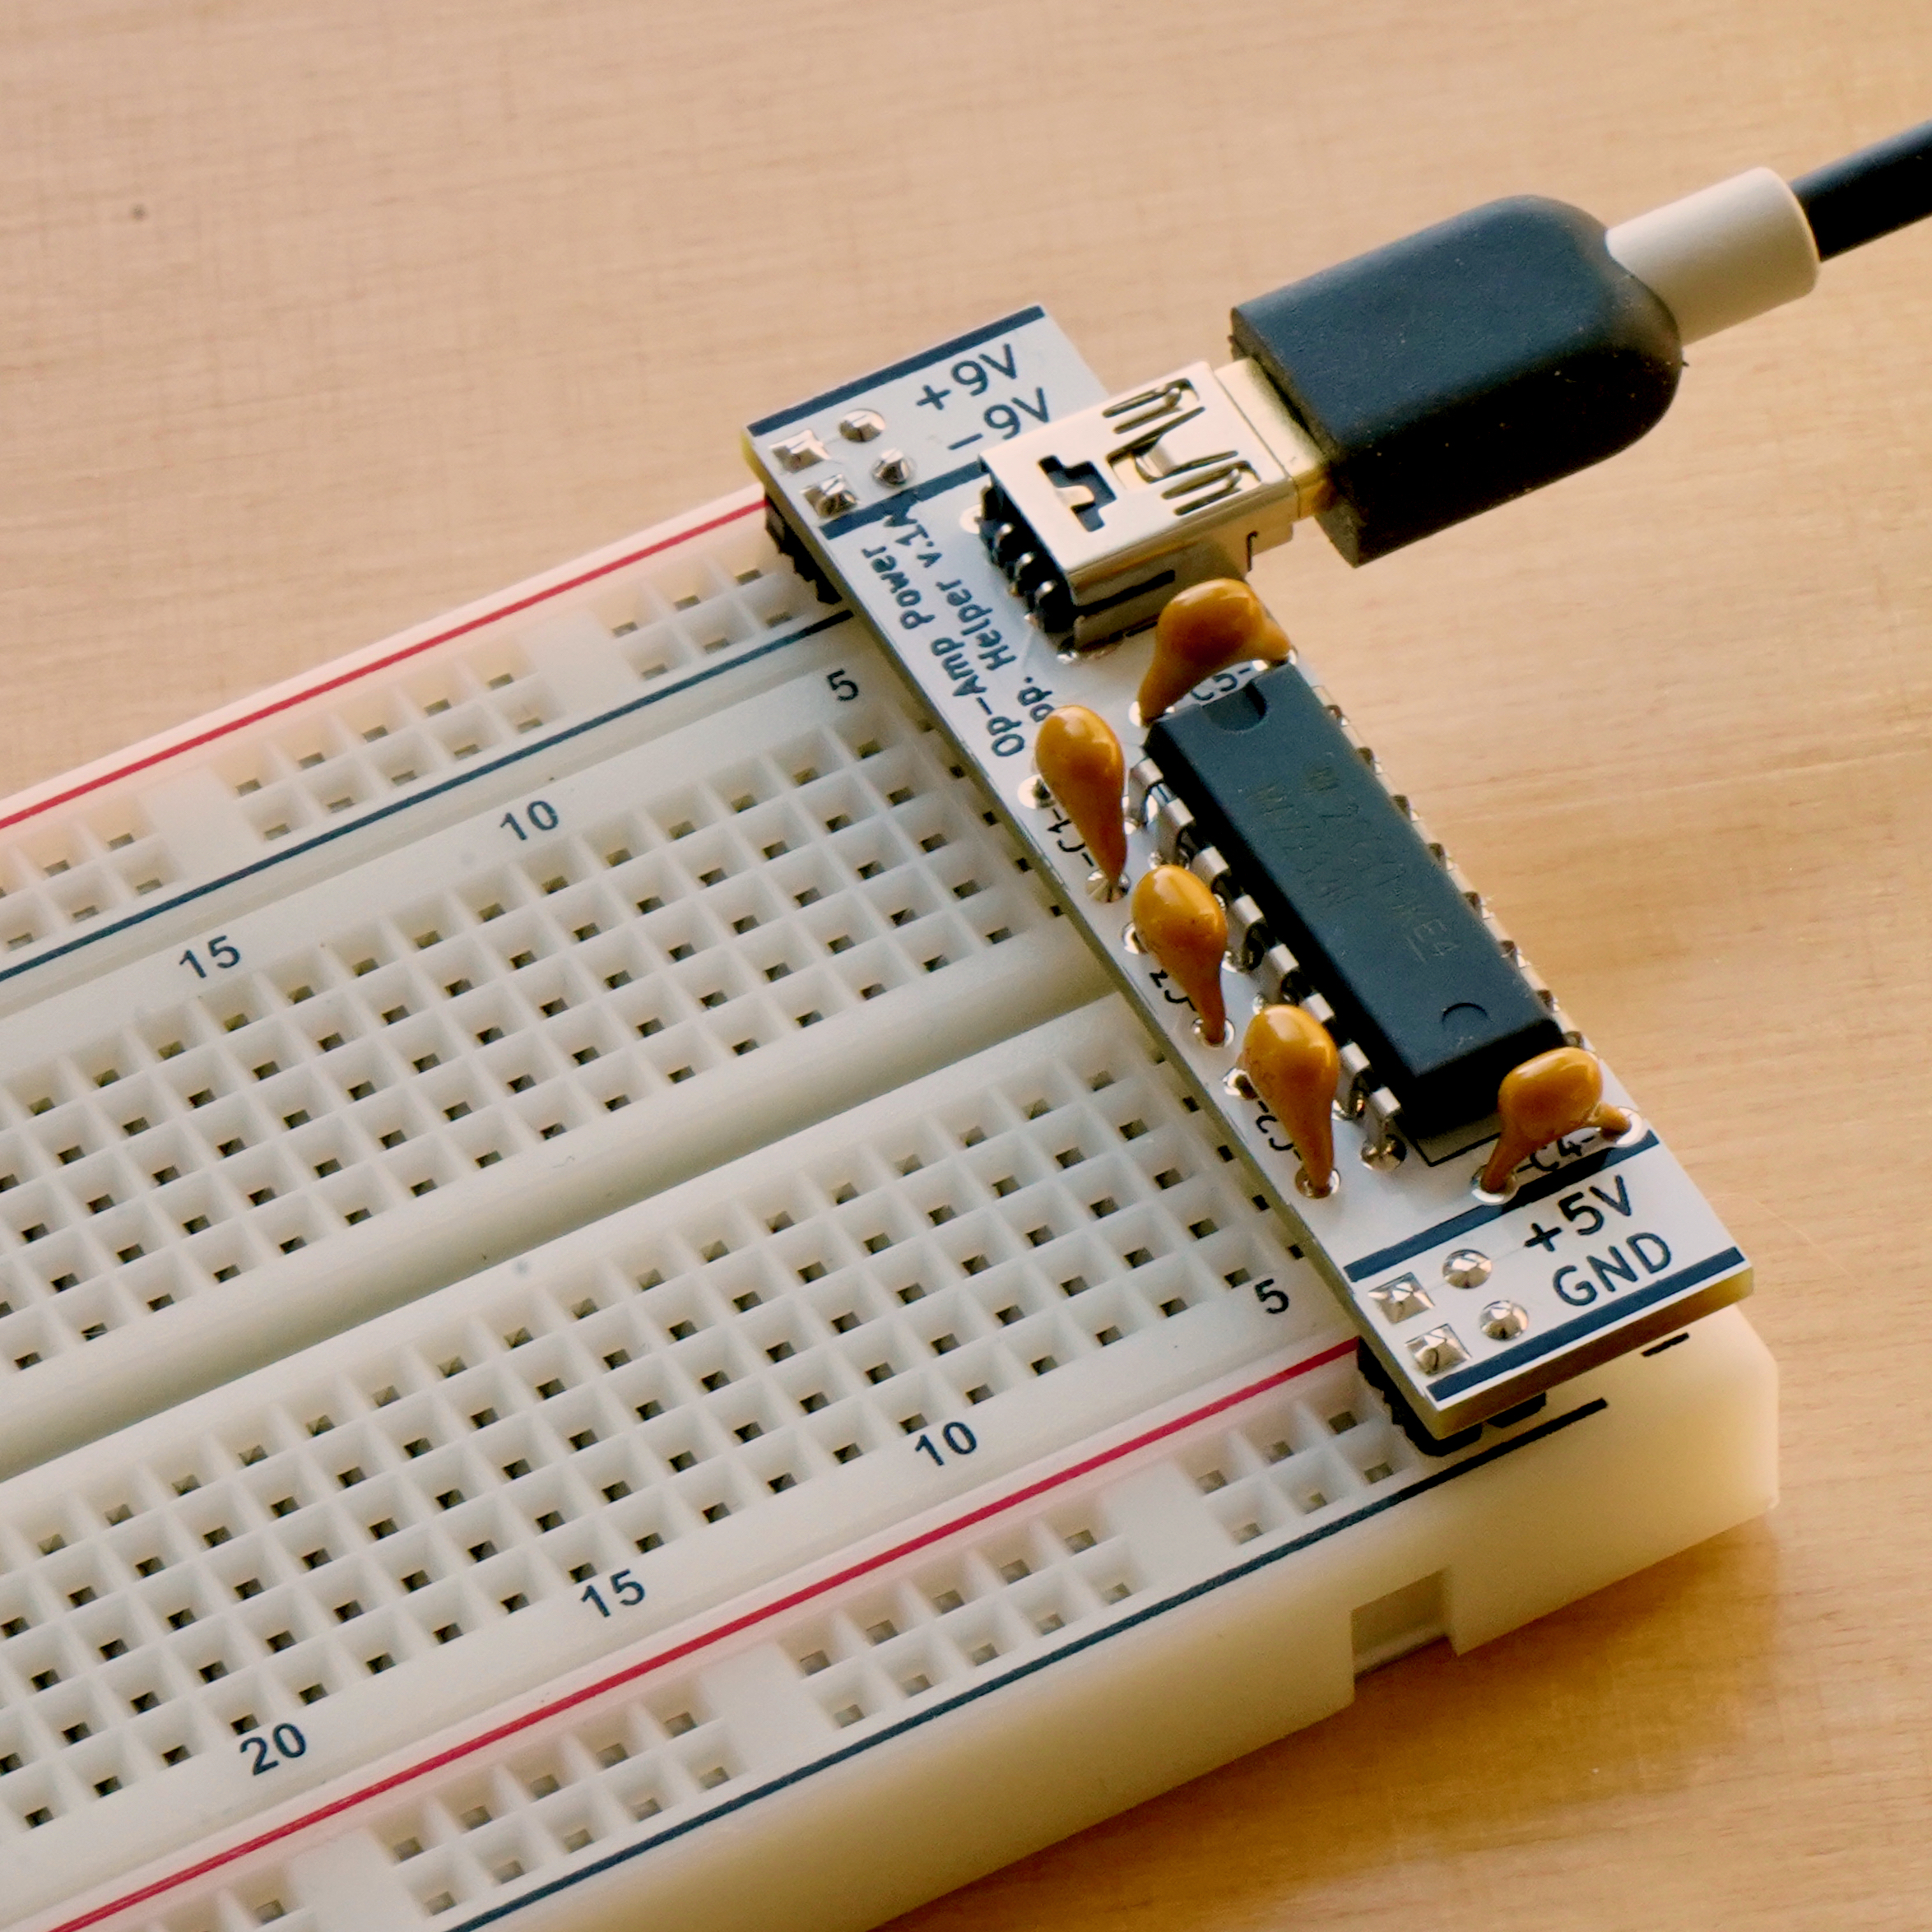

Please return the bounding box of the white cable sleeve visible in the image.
[1606,165,1819,345]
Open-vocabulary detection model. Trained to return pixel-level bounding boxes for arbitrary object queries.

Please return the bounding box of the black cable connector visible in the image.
[976,116,1932,648]
[1230,200,1683,565]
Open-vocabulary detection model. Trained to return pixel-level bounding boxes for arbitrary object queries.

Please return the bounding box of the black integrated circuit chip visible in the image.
[1145,666,1563,1136]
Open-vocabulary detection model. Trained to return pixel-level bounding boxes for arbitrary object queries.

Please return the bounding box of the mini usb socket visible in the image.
[978,359,1326,650]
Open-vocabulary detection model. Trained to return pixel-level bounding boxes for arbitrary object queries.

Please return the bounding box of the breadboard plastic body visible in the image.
[2,1005,1775,1932]
[0,516,1094,1475]
[0,499,824,1012]
[0,479,1777,1932]
[745,309,1750,1437]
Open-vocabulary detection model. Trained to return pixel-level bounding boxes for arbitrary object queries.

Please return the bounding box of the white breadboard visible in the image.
[0,526,1093,1475]
[0,490,1777,1932]
[0,498,812,1007]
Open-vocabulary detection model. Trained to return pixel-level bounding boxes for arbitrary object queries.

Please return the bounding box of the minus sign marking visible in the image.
[975,697,992,713]
[947,434,983,449]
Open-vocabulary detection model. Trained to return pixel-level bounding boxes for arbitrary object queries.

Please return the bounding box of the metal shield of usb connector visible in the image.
[978,359,1325,651]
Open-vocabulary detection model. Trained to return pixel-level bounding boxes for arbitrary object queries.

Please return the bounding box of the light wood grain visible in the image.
[3,4,1929,1926]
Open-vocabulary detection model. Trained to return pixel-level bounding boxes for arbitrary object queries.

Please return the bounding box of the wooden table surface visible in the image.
[4,4,1930,1926]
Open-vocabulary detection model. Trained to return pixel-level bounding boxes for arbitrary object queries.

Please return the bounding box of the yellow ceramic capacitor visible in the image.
[1478,1046,1633,1196]
[1239,1005,1340,1196]
[1136,578,1291,724]
[1033,706,1128,890]
[1130,865,1229,1044]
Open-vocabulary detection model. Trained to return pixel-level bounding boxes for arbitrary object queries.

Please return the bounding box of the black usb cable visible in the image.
[1793,118,1932,258]
[978,119,1932,648]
